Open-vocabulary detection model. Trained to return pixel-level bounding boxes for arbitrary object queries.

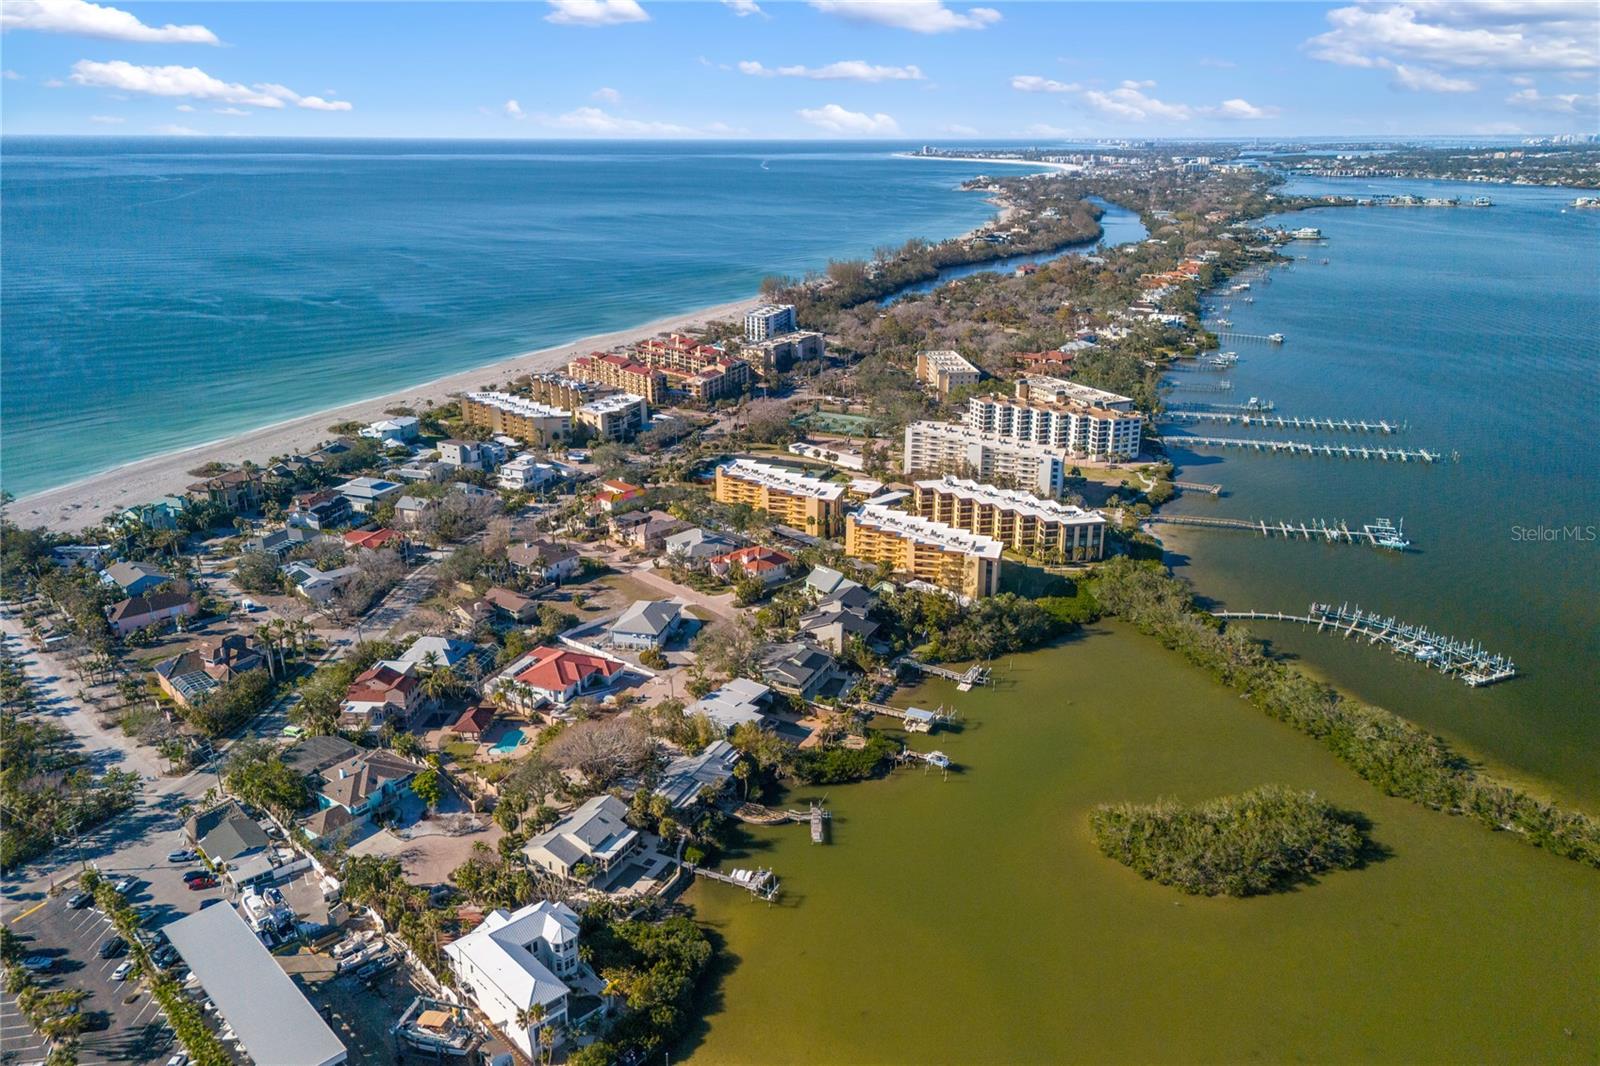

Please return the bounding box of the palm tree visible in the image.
[515,1002,549,1055]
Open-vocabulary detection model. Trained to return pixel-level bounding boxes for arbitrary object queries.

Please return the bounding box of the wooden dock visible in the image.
[1160,411,1405,434]
[1211,602,1515,686]
[1170,435,1447,463]
[1162,380,1234,393]
[1173,480,1223,496]
[896,658,991,691]
[687,864,780,900]
[1144,515,1409,549]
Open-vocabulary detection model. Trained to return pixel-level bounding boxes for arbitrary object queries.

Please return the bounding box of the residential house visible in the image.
[335,477,404,514]
[107,590,196,637]
[797,597,879,655]
[242,526,329,559]
[685,678,773,734]
[100,560,173,597]
[492,646,624,712]
[448,704,496,739]
[522,795,641,885]
[608,510,688,551]
[437,440,488,472]
[608,600,683,651]
[301,746,422,839]
[804,564,863,600]
[708,545,793,585]
[393,495,437,528]
[118,497,188,532]
[288,489,352,531]
[482,586,539,625]
[498,454,564,492]
[360,416,420,443]
[342,527,407,554]
[444,901,585,1060]
[592,480,645,513]
[284,561,358,605]
[152,635,265,707]
[393,461,450,484]
[338,662,423,730]
[662,527,739,565]
[506,540,580,584]
[654,740,740,810]
[757,642,853,702]
[397,635,477,671]
[186,469,260,512]
[185,801,271,880]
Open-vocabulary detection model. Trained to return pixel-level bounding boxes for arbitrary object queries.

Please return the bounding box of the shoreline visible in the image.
[10,295,762,533]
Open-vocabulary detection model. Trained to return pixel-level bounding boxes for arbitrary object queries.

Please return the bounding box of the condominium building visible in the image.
[844,503,1003,600]
[965,390,1143,460]
[460,392,573,447]
[1015,374,1136,412]
[568,354,668,405]
[524,372,600,410]
[741,330,826,378]
[576,393,648,442]
[915,349,981,397]
[744,303,797,341]
[902,421,1066,498]
[628,334,752,403]
[713,458,845,537]
[677,357,752,403]
[912,476,1106,561]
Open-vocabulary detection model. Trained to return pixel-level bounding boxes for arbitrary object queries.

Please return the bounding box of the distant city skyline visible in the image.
[2,0,1597,139]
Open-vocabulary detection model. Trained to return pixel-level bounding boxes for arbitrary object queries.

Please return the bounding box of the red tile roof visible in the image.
[514,646,622,693]
[343,528,404,551]
[712,545,793,573]
[344,664,417,705]
[450,705,497,735]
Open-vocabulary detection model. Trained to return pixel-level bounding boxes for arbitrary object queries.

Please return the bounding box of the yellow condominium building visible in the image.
[845,503,1003,601]
[912,476,1106,562]
[461,392,573,447]
[915,349,981,397]
[713,459,845,537]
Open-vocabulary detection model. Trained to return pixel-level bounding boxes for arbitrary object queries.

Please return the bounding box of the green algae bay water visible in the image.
[685,626,1599,1064]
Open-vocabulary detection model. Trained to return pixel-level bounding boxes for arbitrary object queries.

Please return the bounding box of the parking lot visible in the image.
[3,892,181,1064]
[279,931,423,1065]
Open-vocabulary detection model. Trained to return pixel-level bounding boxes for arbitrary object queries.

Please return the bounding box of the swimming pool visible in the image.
[490,728,525,755]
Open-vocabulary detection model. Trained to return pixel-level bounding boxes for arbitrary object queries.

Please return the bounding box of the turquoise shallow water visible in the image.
[1,138,1022,496]
[1162,175,1600,806]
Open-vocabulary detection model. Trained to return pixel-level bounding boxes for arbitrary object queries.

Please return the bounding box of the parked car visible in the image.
[153,946,181,968]
[186,876,219,891]
[20,956,54,973]
[110,877,135,894]
[97,936,126,959]
[181,870,211,883]
[111,961,134,982]
[66,891,93,909]
[354,956,394,981]
[166,849,198,863]
[165,1054,189,1066]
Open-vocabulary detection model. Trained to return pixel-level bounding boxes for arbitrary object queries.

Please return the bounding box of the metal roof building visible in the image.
[164,902,347,1066]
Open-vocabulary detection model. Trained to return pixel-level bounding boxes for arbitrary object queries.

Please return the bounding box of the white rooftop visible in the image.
[851,503,1004,559]
[919,349,980,372]
[1019,374,1133,408]
[915,476,1106,526]
[444,900,579,1012]
[466,391,571,419]
[721,459,845,501]
[579,392,647,415]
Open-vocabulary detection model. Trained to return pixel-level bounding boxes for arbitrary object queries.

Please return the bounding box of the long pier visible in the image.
[1211,602,1515,686]
[687,864,781,901]
[1160,411,1405,434]
[1173,480,1223,496]
[1162,380,1234,394]
[1214,330,1284,343]
[1164,362,1232,374]
[1168,400,1275,413]
[1170,435,1447,463]
[1145,514,1408,549]
[896,658,991,691]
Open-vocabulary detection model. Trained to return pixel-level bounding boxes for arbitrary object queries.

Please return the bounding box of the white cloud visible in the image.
[1,0,218,44]
[544,0,648,27]
[740,59,924,82]
[1198,56,1236,69]
[3,70,24,80]
[151,123,201,136]
[175,103,194,112]
[1011,75,1080,94]
[796,102,900,134]
[1080,80,1278,122]
[1391,64,1477,92]
[592,86,622,103]
[88,113,122,123]
[212,106,249,116]
[1506,85,1597,113]
[69,61,353,111]
[942,122,979,135]
[545,106,701,135]
[1306,3,1598,73]
[722,0,763,15]
[1024,122,1073,137]
[42,77,65,88]
[808,1,999,34]
[504,99,525,119]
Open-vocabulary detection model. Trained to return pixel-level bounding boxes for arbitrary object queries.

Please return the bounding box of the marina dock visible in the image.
[1170,435,1447,462]
[1160,411,1405,434]
[1211,602,1516,686]
[1163,380,1234,393]
[1145,515,1409,549]
[1213,329,1285,344]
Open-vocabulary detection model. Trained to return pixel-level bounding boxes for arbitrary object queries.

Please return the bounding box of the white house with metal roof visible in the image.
[443,900,583,1060]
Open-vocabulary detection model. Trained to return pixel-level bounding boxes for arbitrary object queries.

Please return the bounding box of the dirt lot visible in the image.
[280,934,427,1065]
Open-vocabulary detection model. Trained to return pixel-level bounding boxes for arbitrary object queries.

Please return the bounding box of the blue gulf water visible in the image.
[1,138,1030,497]
[1161,175,1600,806]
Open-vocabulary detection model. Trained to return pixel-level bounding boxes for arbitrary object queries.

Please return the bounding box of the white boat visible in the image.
[1268,333,1285,343]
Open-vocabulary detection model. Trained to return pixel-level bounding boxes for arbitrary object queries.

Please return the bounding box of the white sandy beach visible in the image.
[13,295,764,534]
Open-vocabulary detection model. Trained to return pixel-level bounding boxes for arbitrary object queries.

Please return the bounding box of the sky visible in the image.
[2,0,1597,139]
